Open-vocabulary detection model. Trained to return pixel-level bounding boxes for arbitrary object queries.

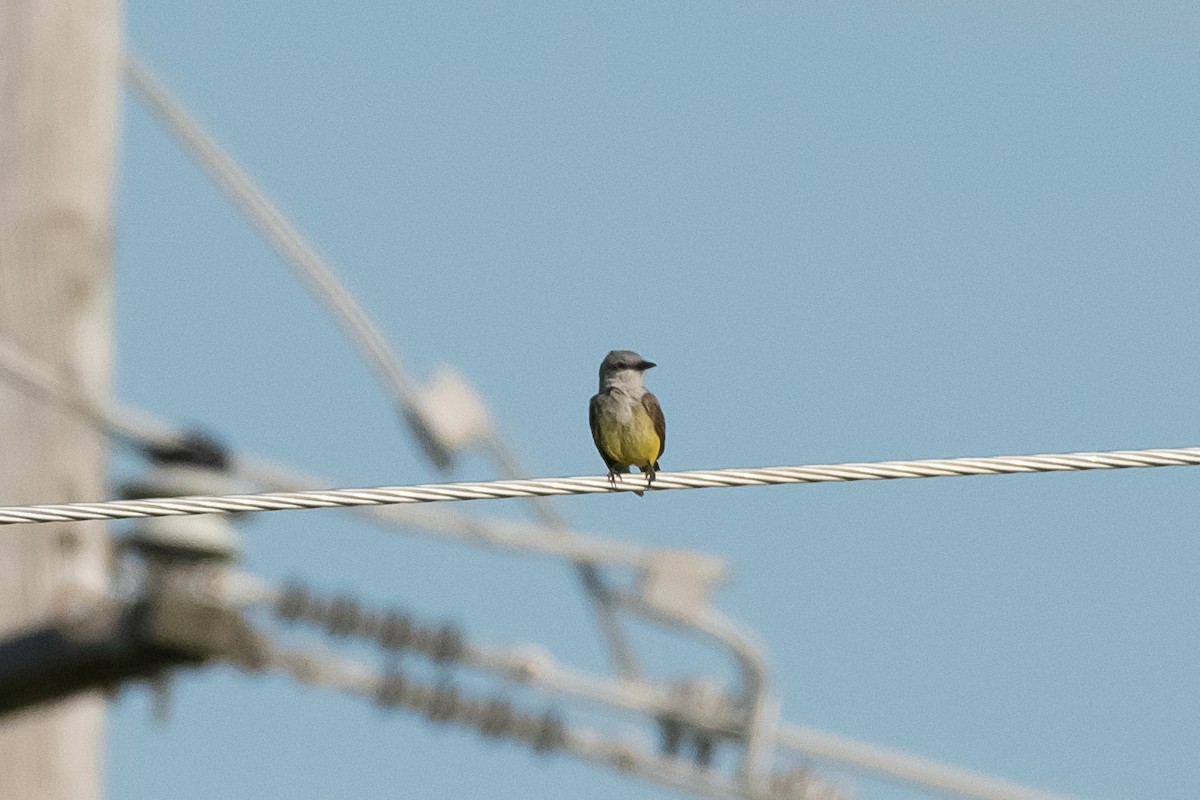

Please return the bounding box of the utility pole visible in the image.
[0,0,121,798]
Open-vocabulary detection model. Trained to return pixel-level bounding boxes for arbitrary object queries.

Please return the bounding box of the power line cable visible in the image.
[3,445,1197,526]
[0,337,167,447]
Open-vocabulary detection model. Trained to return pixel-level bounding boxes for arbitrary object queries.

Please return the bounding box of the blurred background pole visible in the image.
[0,0,121,798]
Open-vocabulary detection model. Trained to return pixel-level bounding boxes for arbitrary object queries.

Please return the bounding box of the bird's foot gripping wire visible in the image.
[606,468,644,497]
[606,469,622,490]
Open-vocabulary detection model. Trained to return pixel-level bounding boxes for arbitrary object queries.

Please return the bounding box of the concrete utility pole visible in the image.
[0,0,121,798]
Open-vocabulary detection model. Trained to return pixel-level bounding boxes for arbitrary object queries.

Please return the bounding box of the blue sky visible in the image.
[107,3,1198,799]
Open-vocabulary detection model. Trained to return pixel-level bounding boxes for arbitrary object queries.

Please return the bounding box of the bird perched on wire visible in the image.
[589,350,666,496]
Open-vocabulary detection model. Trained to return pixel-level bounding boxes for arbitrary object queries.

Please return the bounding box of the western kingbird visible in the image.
[589,350,666,496]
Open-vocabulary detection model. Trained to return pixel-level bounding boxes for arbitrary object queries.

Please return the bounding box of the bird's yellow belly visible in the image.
[604,412,659,468]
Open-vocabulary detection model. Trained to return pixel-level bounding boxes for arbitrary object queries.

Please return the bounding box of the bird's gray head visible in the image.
[598,350,656,391]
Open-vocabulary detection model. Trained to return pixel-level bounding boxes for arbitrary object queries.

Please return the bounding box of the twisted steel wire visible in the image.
[1,446,1197,526]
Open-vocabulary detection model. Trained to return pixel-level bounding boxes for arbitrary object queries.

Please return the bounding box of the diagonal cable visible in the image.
[777,724,1079,800]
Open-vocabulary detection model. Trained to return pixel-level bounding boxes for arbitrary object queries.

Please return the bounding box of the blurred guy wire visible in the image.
[776,726,1075,800]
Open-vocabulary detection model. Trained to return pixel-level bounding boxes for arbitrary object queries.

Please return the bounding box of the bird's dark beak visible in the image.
[638,360,656,370]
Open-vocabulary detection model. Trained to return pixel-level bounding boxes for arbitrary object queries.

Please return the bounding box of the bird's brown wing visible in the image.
[641,391,666,465]
[589,395,622,472]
